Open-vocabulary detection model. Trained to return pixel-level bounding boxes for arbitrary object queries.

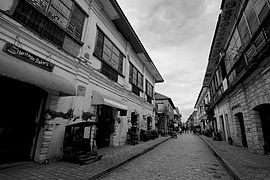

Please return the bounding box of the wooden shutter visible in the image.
[132,67,137,85]
[258,3,270,22]
[140,73,143,90]
[129,63,133,83]
[245,45,257,62]
[118,53,123,73]
[13,0,65,47]
[68,3,85,40]
[263,16,270,39]
[94,29,104,58]
[254,31,266,50]
[238,16,251,46]
[146,81,148,95]
[245,1,260,35]
[255,0,266,14]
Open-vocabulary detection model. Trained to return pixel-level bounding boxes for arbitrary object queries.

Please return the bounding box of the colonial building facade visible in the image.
[173,107,182,130]
[201,0,270,154]
[194,86,212,134]
[0,0,163,164]
[154,92,176,135]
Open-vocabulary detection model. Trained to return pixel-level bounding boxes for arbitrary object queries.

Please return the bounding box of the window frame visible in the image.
[67,2,87,41]
[145,80,153,104]
[129,63,143,92]
[14,0,87,44]
[245,0,260,35]
[93,28,125,76]
[145,80,153,99]
[225,27,243,74]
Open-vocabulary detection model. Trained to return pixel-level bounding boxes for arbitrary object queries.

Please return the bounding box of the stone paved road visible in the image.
[101,133,232,180]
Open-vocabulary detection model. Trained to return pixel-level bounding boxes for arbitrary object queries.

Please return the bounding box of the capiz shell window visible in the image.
[146,80,153,98]
[225,27,242,73]
[24,0,86,41]
[12,0,86,57]
[146,80,153,103]
[94,28,124,74]
[13,0,66,47]
[129,63,143,91]
[67,3,85,40]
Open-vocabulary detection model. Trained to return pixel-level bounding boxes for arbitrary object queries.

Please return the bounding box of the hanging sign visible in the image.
[3,42,54,72]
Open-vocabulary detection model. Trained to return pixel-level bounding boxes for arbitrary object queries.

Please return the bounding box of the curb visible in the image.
[198,135,241,180]
[88,137,172,180]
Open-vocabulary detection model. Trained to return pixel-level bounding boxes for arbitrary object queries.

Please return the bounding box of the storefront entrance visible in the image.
[96,105,115,148]
[0,76,46,163]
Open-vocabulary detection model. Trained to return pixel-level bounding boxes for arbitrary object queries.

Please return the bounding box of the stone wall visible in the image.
[244,58,270,153]
[224,56,270,154]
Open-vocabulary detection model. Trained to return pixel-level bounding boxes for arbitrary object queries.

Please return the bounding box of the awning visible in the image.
[91,91,128,110]
[0,51,76,95]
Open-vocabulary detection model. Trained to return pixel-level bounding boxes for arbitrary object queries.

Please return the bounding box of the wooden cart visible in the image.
[62,121,102,165]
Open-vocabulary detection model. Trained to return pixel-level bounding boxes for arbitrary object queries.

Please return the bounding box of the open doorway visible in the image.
[96,105,115,148]
[0,76,47,163]
[235,113,248,147]
[254,104,270,153]
[220,115,226,141]
[224,114,231,140]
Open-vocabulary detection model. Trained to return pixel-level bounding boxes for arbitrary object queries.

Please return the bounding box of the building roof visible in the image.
[100,0,164,83]
[154,92,169,100]
[154,92,176,109]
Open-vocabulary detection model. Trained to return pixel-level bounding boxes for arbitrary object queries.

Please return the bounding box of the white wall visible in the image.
[214,99,231,141]
[0,0,156,162]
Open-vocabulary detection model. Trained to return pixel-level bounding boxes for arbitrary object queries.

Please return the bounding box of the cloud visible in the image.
[117,0,221,119]
[121,0,219,49]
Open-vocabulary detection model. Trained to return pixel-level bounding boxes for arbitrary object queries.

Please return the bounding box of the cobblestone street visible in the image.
[101,133,232,180]
[1,0,270,179]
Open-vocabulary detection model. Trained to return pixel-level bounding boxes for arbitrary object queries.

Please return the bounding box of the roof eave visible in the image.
[202,0,240,86]
[108,0,164,83]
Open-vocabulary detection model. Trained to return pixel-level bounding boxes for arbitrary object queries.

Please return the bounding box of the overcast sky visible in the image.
[117,0,221,121]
